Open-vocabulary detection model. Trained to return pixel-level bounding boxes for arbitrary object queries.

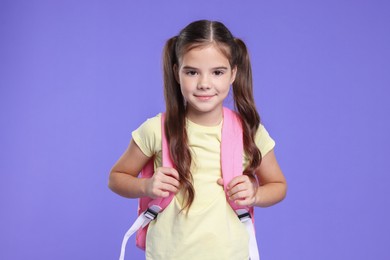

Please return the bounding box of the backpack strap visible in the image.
[221,107,247,211]
[135,113,174,249]
[119,113,172,260]
[222,107,259,260]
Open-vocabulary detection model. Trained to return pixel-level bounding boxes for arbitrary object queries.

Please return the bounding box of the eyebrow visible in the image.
[182,66,229,70]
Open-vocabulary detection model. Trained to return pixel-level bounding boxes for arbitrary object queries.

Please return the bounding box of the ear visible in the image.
[230,66,237,85]
[173,64,180,84]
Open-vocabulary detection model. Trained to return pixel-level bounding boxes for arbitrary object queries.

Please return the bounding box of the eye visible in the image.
[213,70,225,76]
[185,70,198,76]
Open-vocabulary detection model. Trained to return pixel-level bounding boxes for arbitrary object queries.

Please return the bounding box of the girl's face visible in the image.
[176,44,237,126]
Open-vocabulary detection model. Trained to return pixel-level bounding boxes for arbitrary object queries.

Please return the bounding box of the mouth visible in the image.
[194,94,215,101]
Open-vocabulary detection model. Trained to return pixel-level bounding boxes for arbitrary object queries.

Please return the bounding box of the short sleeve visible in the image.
[131,113,162,157]
[255,124,275,157]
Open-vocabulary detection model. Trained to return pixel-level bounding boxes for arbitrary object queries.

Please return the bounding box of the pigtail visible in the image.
[162,36,195,212]
[233,38,262,175]
[163,36,182,116]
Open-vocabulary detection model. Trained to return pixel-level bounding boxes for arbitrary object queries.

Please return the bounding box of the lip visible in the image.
[194,94,215,101]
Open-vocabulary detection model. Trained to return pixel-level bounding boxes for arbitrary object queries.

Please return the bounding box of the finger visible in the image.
[227,175,249,190]
[148,174,179,198]
[160,182,180,193]
[228,182,249,197]
[233,197,253,207]
[159,174,180,187]
[148,183,171,199]
[160,190,170,198]
[159,173,181,192]
[150,182,178,199]
[154,169,180,188]
[157,167,180,180]
[231,191,256,207]
[229,189,249,202]
[217,178,224,186]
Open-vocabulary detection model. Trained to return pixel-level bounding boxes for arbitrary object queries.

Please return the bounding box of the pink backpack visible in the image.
[119,107,259,260]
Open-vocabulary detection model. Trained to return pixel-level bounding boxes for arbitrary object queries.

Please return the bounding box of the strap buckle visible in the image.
[144,208,158,220]
[236,209,251,222]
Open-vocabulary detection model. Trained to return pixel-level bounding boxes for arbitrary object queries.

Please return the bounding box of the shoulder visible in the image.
[131,113,162,157]
[138,113,162,131]
[255,124,276,157]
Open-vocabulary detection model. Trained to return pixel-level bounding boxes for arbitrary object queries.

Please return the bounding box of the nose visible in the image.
[197,75,211,90]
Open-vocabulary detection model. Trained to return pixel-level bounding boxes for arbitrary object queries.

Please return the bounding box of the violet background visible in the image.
[1,0,389,259]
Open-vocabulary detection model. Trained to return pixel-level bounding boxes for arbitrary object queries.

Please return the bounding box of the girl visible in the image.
[109,20,287,260]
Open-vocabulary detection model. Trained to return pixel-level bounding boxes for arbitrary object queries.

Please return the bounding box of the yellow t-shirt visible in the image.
[132,113,275,260]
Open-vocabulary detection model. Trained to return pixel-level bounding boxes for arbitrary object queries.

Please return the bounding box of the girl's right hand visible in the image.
[145,167,180,199]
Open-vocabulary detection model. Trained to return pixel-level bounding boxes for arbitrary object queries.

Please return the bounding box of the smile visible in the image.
[194,95,215,101]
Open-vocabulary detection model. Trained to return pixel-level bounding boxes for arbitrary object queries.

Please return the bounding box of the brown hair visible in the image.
[162,20,262,211]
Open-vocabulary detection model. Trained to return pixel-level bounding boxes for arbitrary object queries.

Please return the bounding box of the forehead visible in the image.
[180,44,231,67]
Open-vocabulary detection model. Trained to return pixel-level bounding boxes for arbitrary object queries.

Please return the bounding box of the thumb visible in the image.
[217,178,224,186]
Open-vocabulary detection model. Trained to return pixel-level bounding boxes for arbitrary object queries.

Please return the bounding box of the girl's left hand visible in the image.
[217,175,258,207]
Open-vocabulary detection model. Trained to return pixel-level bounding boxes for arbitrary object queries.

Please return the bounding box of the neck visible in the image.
[186,107,224,126]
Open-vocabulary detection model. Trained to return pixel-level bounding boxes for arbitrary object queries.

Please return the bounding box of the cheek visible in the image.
[221,82,232,99]
[220,79,232,93]
[179,82,192,99]
[179,77,195,92]
[178,73,186,86]
[221,86,231,99]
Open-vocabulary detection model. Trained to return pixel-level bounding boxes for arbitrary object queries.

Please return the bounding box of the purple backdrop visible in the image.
[1,0,389,259]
